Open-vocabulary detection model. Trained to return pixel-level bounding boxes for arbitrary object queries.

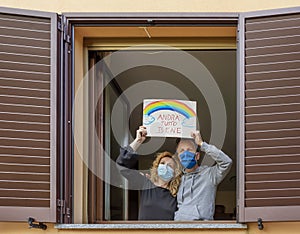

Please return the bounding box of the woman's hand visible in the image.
[136,126,147,143]
[130,126,147,151]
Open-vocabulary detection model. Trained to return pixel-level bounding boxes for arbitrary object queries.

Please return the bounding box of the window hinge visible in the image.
[63,24,71,44]
[58,21,63,32]
[57,199,71,217]
[57,199,66,214]
[236,23,240,43]
[66,207,71,216]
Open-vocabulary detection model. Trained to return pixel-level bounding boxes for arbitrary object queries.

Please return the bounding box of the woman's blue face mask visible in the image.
[179,150,197,169]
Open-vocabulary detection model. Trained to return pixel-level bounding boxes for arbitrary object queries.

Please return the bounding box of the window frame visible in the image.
[67,12,239,224]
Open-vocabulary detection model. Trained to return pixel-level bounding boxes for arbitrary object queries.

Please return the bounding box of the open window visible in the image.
[1,6,299,226]
[71,21,238,223]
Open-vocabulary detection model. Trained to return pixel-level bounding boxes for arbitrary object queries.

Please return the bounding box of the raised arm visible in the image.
[191,130,232,185]
[116,126,149,189]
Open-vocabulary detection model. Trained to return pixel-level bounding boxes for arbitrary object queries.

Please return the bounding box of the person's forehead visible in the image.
[161,157,173,161]
[161,157,173,163]
[177,140,196,150]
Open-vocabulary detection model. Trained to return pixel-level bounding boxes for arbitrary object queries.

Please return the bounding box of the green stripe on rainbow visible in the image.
[143,100,196,119]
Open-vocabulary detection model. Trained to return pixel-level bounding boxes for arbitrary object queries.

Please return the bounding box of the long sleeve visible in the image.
[116,146,150,189]
[201,142,233,185]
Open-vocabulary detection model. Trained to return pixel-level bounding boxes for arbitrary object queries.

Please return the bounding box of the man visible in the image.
[174,130,232,220]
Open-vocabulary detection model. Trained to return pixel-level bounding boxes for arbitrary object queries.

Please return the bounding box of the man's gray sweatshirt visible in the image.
[174,142,232,221]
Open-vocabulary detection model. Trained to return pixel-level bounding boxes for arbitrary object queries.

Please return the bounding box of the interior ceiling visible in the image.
[75,26,236,38]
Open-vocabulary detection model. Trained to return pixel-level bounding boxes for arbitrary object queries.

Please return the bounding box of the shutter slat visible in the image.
[0,53,50,65]
[0,69,50,81]
[0,156,49,165]
[246,163,300,173]
[246,86,300,98]
[246,155,300,164]
[0,163,50,173]
[246,112,299,123]
[246,171,300,181]
[0,180,49,190]
[246,129,300,139]
[0,60,50,73]
[246,35,300,48]
[0,138,50,148]
[246,137,300,148]
[246,61,300,73]
[0,189,50,198]
[246,197,300,207]
[246,119,300,132]
[246,103,300,114]
[0,129,49,139]
[246,180,300,190]
[246,43,300,57]
[0,87,50,98]
[246,188,300,199]
[246,94,300,106]
[246,52,300,64]
[0,94,50,105]
[0,43,50,56]
[246,77,300,89]
[0,36,50,48]
[246,68,300,81]
[0,172,49,181]
[0,198,50,207]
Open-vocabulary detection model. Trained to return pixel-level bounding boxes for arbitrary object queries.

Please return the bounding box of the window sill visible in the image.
[55,221,247,230]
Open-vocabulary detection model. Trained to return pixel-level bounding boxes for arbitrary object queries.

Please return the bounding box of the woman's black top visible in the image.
[116,146,177,220]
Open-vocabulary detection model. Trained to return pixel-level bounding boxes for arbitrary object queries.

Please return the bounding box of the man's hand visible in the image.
[191,130,203,147]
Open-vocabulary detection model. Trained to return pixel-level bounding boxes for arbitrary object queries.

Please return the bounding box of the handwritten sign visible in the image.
[143,99,197,138]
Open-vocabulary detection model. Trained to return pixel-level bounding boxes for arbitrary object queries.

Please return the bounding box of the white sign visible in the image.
[143,99,197,138]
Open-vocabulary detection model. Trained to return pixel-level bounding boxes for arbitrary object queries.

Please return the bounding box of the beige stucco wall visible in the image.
[0,0,299,13]
[1,0,300,234]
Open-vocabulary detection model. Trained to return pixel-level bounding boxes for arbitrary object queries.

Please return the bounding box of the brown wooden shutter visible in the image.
[238,7,300,222]
[0,7,57,222]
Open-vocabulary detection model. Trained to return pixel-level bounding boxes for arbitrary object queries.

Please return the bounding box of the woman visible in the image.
[116,126,181,220]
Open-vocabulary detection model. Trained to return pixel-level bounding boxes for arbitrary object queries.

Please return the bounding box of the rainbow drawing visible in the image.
[143,100,196,119]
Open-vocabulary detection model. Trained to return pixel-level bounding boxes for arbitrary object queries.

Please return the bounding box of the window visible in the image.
[74,24,238,223]
[1,7,299,225]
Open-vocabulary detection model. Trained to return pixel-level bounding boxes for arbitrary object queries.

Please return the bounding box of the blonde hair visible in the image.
[149,151,182,197]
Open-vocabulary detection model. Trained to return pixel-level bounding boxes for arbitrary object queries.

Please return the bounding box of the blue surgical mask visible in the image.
[157,164,174,182]
[179,150,197,169]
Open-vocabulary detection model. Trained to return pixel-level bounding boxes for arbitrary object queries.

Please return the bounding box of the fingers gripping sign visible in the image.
[191,130,203,147]
[136,126,147,143]
[130,126,147,151]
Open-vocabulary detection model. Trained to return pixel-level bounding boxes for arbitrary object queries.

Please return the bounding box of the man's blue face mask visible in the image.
[179,150,197,169]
